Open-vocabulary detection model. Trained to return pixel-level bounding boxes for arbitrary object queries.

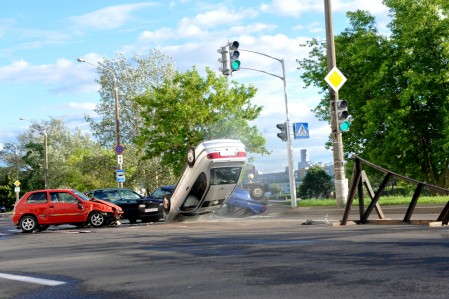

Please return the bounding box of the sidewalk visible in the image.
[266,201,447,224]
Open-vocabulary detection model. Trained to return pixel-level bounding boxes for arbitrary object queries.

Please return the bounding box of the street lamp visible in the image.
[0,139,19,201]
[229,46,297,207]
[77,57,123,187]
[19,118,49,189]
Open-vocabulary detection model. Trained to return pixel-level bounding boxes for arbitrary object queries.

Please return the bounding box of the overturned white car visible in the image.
[163,139,246,221]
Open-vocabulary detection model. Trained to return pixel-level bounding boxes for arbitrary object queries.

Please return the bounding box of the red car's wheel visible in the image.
[89,211,105,227]
[20,215,38,233]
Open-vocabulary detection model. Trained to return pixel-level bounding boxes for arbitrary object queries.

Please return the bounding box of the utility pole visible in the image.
[324,0,348,208]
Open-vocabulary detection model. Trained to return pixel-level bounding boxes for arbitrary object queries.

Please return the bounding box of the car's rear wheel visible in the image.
[20,215,38,233]
[89,211,105,227]
[249,184,265,200]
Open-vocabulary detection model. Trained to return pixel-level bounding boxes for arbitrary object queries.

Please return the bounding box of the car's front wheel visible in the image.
[187,147,195,167]
[249,184,265,200]
[89,211,105,227]
[20,215,38,233]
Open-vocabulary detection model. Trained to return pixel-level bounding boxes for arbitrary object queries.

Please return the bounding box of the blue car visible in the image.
[0,205,5,213]
[218,187,268,217]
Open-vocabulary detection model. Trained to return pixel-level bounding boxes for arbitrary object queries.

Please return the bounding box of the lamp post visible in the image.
[235,48,297,207]
[0,140,19,201]
[19,118,49,189]
[77,58,122,187]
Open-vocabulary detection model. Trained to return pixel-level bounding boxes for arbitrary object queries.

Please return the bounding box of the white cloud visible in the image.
[261,0,388,19]
[70,2,159,30]
[260,0,323,17]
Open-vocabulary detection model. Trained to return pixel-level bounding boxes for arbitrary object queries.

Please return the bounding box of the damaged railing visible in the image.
[341,155,449,225]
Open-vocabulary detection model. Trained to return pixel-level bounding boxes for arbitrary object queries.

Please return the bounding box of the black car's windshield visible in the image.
[92,189,142,203]
[117,189,142,200]
[151,187,173,198]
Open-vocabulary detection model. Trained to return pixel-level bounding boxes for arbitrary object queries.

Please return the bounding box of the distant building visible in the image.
[243,148,334,196]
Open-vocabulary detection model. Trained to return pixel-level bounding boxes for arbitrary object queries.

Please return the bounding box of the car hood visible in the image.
[90,198,123,211]
[142,197,163,204]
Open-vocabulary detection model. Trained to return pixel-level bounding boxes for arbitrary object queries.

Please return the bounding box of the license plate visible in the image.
[145,208,158,213]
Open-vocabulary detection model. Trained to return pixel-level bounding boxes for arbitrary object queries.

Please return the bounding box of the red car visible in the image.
[12,189,123,233]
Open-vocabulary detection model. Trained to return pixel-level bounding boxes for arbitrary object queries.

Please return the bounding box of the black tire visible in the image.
[163,195,171,213]
[89,211,105,228]
[128,217,137,224]
[37,225,50,232]
[187,147,195,167]
[20,215,38,233]
[249,184,265,200]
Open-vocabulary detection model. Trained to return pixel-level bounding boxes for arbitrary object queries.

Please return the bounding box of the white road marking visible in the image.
[0,273,66,286]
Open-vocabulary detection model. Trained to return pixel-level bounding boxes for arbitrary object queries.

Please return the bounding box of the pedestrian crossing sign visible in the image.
[293,123,309,139]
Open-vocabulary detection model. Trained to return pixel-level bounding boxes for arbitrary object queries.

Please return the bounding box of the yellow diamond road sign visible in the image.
[14,180,20,187]
[325,67,347,92]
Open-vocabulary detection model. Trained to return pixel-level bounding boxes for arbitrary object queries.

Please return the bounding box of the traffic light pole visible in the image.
[325,0,347,208]
[238,49,297,207]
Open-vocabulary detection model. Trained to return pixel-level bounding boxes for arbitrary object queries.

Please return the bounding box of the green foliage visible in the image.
[136,67,269,176]
[85,50,176,146]
[298,0,449,187]
[298,166,334,199]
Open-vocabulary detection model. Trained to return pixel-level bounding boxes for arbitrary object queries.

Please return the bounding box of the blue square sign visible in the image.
[293,123,309,139]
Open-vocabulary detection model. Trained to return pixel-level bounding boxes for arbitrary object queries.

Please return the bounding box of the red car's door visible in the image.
[47,191,86,224]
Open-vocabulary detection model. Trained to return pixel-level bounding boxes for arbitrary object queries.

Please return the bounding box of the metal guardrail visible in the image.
[341,155,449,225]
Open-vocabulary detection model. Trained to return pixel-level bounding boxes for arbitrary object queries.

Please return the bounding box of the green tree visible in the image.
[18,118,119,191]
[85,49,176,146]
[83,50,178,190]
[136,67,269,176]
[299,166,334,199]
[298,0,449,188]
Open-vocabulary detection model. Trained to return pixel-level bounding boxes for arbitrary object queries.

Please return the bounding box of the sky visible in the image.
[0,0,390,174]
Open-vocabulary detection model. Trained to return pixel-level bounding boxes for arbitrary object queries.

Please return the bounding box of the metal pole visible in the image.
[113,77,123,188]
[324,0,347,208]
[44,131,49,189]
[238,49,297,206]
[280,59,297,207]
[77,58,123,188]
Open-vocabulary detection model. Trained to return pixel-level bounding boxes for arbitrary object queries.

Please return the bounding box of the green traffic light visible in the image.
[231,60,240,71]
[339,121,350,132]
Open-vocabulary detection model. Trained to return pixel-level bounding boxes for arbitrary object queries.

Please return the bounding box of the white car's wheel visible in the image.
[187,147,195,167]
[163,195,171,213]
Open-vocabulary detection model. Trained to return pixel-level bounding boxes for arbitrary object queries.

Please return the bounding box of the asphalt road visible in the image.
[1,205,449,298]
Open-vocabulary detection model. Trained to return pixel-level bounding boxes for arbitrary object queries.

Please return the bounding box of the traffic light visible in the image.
[228,41,240,72]
[217,46,230,75]
[276,123,287,141]
[336,100,351,132]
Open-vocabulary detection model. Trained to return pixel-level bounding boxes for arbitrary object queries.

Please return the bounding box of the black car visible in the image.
[147,185,175,200]
[85,188,163,223]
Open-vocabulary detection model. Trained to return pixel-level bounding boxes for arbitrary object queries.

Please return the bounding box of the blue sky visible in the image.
[0,0,390,173]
